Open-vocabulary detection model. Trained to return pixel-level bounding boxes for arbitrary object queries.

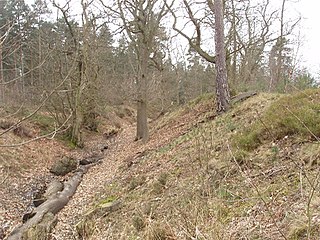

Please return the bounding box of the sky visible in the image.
[24,0,320,77]
[292,0,320,76]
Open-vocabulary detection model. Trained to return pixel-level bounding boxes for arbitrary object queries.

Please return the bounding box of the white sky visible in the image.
[293,0,320,76]
[24,0,320,76]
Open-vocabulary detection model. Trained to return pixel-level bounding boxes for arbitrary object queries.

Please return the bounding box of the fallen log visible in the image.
[7,164,92,240]
[231,91,257,105]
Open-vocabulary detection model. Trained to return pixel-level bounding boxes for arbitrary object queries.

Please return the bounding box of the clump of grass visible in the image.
[152,173,169,194]
[233,89,320,151]
[128,175,146,191]
[146,222,175,240]
[132,213,146,231]
[233,149,250,165]
[288,220,320,240]
[157,172,168,186]
[0,120,14,129]
[76,218,96,239]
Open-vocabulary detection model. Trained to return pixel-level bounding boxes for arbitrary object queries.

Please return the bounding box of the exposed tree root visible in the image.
[7,163,95,240]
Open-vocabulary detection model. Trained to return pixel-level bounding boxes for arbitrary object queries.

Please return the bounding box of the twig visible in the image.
[227,141,288,240]
[250,166,286,179]
[0,171,9,185]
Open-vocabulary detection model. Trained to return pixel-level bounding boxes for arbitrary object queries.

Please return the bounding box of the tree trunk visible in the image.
[136,44,149,142]
[230,0,237,85]
[0,44,3,103]
[214,0,230,113]
[71,53,85,148]
[277,0,286,92]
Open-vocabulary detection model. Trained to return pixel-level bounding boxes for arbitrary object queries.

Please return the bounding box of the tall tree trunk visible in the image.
[136,44,149,142]
[71,97,83,147]
[230,0,237,85]
[214,0,230,113]
[38,16,42,89]
[0,44,3,103]
[277,0,286,92]
[20,46,25,97]
[71,53,85,148]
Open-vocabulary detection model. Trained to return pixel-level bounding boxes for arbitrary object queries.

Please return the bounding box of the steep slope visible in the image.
[0,107,131,239]
[66,91,320,240]
[0,117,71,239]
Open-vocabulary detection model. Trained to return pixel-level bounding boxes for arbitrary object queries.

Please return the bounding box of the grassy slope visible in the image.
[79,91,320,240]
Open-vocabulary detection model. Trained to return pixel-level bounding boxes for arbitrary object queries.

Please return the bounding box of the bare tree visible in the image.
[268,0,299,92]
[117,0,172,142]
[52,0,100,147]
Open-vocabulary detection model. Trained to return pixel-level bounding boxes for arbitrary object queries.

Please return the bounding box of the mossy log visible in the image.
[7,165,91,240]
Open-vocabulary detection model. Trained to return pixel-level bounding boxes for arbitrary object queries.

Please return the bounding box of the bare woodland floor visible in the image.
[51,124,137,239]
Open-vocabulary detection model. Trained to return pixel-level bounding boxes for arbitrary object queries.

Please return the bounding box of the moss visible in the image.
[264,89,320,138]
[234,89,320,151]
[233,128,262,151]
[30,113,55,132]
[98,196,117,205]
[57,132,78,149]
[49,157,77,176]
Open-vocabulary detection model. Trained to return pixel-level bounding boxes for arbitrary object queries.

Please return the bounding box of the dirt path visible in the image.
[51,124,136,240]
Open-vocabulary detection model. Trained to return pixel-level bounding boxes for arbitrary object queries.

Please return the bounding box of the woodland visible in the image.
[0,0,319,239]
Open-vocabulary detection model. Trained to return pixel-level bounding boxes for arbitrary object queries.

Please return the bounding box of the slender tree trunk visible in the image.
[71,95,83,147]
[214,0,230,112]
[20,46,25,97]
[136,44,149,142]
[71,53,85,148]
[277,0,286,92]
[0,44,3,103]
[230,0,237,85]
[38,17,42,89]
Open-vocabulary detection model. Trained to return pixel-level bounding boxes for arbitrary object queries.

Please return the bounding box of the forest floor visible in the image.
[1,91,320,240]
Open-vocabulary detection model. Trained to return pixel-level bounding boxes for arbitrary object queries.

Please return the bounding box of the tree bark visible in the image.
[230,0,237,85]
[0,44,3,103]
[136,44,149,142]
[213,0,230,113]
